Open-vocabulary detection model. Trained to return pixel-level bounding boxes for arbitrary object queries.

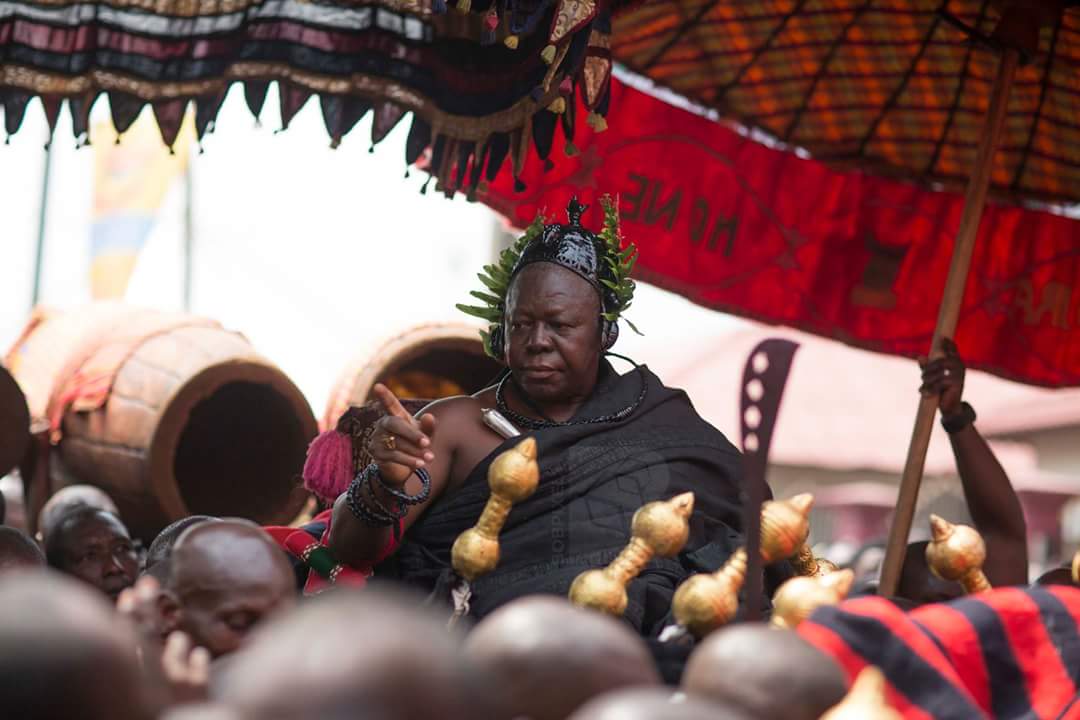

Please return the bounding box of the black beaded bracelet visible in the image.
[346,486,395,527]
[941,401,976,434]
[374,465,432,506]
[346,464,407,527]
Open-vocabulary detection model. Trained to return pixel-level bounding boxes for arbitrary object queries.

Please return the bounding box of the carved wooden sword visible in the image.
[739,338,800,622]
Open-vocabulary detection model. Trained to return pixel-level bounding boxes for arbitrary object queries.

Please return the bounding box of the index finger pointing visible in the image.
[372,383,411,420]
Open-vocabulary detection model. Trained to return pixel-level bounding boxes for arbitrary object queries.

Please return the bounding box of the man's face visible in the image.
[504,263,603,404]
[57,514,138,600]
[165,567,296,658]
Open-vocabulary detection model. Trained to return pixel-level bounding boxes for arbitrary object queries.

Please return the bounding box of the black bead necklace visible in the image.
[494,358,648,430]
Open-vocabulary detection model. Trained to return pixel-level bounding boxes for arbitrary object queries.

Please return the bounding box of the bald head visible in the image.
[145,515,219,576]
[0,474,25,531]
[0,526,44,572]
[0,572,150,720]
[161,704,239,720]
[1035,567,1076,587]
[161,520,295,658]
[38,485,119,540]
[568,689,750,720]
[465,596,660,720]
[683,624,847,720]
[215,587,481,720]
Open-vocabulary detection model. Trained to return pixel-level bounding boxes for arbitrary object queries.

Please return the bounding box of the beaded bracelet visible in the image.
[374,465,432,506]
[346,464,406,527]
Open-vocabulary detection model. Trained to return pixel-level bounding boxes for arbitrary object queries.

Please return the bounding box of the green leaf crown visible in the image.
[456,195,639,358]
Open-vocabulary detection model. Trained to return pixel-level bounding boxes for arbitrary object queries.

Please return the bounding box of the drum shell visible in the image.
[8,304,317,541]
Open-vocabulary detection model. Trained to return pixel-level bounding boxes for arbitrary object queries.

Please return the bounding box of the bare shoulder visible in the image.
[414,393,487,420]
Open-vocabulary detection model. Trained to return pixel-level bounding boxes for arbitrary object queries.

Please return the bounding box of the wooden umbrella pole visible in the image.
[878,47,1020,598]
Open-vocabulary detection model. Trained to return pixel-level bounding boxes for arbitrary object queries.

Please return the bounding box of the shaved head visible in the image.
[161,704,238,720]
[0,474,26,531]
[144,515,219,577]
[0,571,150,720]
[568,689,750,720]
[38,485,119,540]
[465,596,661,720]
[161,520,295,658]
[1035,567,1076,587]
[0,526,44,572]
[683,624,846,720]
[215,587,482,720]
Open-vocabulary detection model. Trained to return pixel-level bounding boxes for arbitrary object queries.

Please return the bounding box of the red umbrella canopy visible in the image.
[478,76,1080,388]
[477,0,1080,390]
[612,1,1080,205]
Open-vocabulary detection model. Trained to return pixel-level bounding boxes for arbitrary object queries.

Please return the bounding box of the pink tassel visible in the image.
[302,430,354,503]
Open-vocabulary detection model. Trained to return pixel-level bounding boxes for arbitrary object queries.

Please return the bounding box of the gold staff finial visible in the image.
[770,569,854,630]
[451,437,540,582]
[925,514,991,594]
[762,493,835,577]
[671,548,748,638]
[569,492,695,616]
[760,493,813,564]
[820,666,902,720]
[1072,549,1079,585]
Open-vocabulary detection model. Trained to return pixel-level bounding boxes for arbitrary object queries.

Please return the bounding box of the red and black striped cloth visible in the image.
[799,586,1080,720]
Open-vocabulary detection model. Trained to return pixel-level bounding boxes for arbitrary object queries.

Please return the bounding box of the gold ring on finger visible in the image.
[382,434,397,451]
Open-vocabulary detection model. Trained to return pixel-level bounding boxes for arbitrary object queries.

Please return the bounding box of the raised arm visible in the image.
[920,339,1028,586]
[328,384,451,567]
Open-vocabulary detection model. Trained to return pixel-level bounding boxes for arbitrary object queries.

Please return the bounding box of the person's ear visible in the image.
[158,590,182,637]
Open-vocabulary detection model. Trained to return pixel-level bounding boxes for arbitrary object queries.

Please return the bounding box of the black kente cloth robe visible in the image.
[377,361,758,636]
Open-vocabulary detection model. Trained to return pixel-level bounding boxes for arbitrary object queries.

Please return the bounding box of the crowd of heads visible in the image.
[0,476,1075,720]
[0,479,868,720]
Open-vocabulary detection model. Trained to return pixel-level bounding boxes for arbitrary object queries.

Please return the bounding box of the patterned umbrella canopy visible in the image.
[0,0,624,191]
[612,0,1080,206]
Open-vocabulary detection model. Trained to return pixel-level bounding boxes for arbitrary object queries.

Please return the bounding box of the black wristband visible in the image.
[941,401,976,434]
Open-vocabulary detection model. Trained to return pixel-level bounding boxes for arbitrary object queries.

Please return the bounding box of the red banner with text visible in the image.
[479,79,1080,388]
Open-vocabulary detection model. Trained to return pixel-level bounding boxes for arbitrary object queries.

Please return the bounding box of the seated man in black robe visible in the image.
[329,197,751,636]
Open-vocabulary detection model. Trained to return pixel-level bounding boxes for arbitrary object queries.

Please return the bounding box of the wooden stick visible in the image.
[878,47,1019,598]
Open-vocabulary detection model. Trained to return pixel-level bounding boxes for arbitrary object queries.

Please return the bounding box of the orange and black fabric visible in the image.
[612,1,1080,206]
[798,586,1080,720]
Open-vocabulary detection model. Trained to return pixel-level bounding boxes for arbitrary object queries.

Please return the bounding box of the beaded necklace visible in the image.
[494,356,648,430]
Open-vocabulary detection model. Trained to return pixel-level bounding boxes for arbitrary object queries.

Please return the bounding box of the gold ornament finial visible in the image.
[791,542,839,578]
[925,514,991,594]
[761,493,836,577]
[820,666,902,720]
[672,548,748,638]
[451,438,539,582]
[1072,550,1079,585]
[760,493,812,564]
[569,492,695,616]
[770,569,854,630]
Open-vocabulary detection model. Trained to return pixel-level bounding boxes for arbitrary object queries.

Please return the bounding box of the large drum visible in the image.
[323,322,502,430]
[0,364,30,480]
[6,303,317,540]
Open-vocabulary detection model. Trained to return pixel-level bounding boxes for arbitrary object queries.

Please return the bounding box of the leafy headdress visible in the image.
[457,196,639,359]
